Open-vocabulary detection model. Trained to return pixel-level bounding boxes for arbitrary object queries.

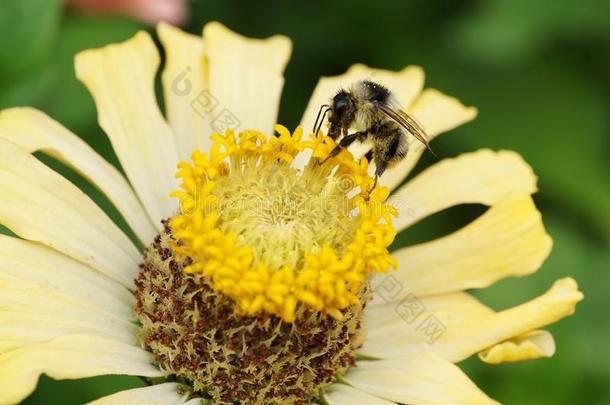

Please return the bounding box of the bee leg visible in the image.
[365,165,384,197]
[371,175,379,192]
[318,131,366,165]
[374,160,388,177]
[374,130,404,178]
[361,149,373,164]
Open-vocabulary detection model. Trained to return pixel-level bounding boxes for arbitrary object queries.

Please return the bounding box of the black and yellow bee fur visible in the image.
[317,80,426,181]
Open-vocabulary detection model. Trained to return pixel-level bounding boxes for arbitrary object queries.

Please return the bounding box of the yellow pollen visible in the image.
[170,125,397,322]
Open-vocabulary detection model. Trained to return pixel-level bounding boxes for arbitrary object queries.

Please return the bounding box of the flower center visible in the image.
[212,154,358,274]
[135,126,398,403]
[169,125,397,322]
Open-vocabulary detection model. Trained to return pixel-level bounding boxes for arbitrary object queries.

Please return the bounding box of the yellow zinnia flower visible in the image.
[0,21,582,404]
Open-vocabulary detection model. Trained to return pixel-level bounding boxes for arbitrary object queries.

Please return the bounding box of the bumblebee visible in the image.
[314,80,432,188]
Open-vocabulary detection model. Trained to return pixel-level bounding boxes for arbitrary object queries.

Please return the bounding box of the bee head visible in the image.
[328,90,355,139]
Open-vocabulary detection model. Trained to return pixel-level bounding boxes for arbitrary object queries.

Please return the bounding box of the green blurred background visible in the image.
[1,0,608,403]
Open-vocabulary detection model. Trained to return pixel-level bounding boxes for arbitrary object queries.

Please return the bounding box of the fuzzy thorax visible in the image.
[169,125,398,322]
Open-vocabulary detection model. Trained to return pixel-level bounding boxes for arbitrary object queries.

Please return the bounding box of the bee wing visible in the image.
[375,102,433,152]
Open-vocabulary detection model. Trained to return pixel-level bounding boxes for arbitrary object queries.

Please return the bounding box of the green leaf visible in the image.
[22,375,145,404]
[428,61,610,241]
[40,14,143,133]
[448,0,610,65]
[0,0,61,80]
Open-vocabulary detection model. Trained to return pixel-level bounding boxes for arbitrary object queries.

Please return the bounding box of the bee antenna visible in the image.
[314,107,331,137]
[427,144,439,160]
[312,104,330,135]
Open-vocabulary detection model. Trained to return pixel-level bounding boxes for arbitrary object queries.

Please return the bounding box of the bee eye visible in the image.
[335,98,347,112]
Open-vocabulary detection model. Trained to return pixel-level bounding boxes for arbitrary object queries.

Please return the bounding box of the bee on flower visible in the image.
[0,21,582,405]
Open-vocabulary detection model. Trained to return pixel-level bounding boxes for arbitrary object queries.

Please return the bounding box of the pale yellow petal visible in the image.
[410,89,479,139]
[0,277,138,352]
[0,234,134,320]
[75,31,179,223]
[158,22,213,160]
[0,140,140,287]
[479,330,556,364]
[361,278,582,363]
[389,150,537,231]
[0,317,135,354]
[0,334,163,405]
[324,383,396,405]
[362,292,493,358]
[203,21,291,136]
[366,291,494,329]
[88,383,189,405]
[374,195,551,300]
[300,64,425,133]
[382,89,478,190]
[343,353,497,405]
[0,107,158,244]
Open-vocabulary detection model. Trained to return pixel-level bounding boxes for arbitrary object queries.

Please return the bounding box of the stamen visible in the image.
[170,125,397,322]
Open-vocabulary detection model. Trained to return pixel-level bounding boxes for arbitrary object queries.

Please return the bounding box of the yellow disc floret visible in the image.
[170,125,397,322]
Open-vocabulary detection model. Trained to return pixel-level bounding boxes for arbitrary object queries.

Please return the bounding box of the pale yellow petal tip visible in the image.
[0,106,37,122]
[157,20,171,33]
[157,22,203,61]
[420,88,478,120]
[551,277,585,306]
[497,149,539,191]
[505,194,554,272]
[157,21,185,42]
[541,232,554,264]
[400,64,425,76]
[75,30,157,80]
[348,63,424,78]
[203,21,292,66]
[157,21,175,35]
[347,63,369,73]
[479,330,556,364]
[460,148,539,194]
[157,22,202,46]
[343,64,425,91]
